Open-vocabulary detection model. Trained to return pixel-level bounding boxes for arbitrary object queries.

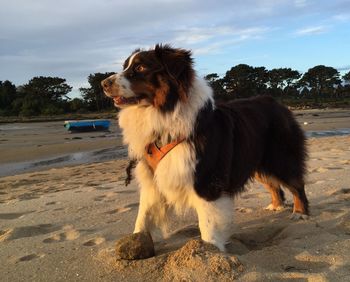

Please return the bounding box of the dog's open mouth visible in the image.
[113,96,141,106]
[113,94,149,106]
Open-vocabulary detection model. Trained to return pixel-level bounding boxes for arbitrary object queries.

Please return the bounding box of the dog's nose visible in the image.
[101,78,113,89]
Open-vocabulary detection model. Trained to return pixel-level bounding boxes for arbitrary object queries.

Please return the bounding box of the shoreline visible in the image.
[1,108,350,177]
[0,107,349,124]
[1,128,350,178]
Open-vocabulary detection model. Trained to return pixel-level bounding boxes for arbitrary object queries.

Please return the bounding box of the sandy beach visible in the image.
[1,109,350,281]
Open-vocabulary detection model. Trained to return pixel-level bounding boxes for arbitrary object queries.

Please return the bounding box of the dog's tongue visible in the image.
[113,96,139,105]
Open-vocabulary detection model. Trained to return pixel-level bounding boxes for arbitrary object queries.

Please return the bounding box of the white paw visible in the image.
[290,212,309,220]
[264,204,285,211]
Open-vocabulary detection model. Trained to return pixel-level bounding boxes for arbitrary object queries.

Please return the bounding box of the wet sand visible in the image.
[1,109,350,176]
[0,109,350,281]
[0,120,125,176]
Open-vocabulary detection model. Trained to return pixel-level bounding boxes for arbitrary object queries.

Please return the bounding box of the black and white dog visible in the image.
[101,44,308,251]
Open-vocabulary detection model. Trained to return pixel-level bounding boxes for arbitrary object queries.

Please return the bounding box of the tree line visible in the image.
[0,73,115,116]
[1,65,350,117]
[206,65,350,105]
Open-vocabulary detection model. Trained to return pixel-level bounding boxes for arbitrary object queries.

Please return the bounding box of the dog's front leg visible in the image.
[133,185,153,233]
[194,196,234,252]
[133,161,168,234]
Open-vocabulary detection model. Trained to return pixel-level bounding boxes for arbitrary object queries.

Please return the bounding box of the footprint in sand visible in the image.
[0,212,31,220]
[115,190,136,195]
[233,225,287,251]
[105,207,132,214]
[2,224,60,241]
[83,237,105,246]
[336,212,350,233]
[88,183,100,187]
[95,186,114,191]
[316,167,329,173]
[94,195,107,202]
[105,203,139,215]
[235,207,254,213]
[0,229,13,242]
[294,251,338,271]
[308,180,326,185]
[327,166,343,170]
[310,167,329,173]
[330,148,344,153]
[18,253,45,262]
[18,194,41,201]
[330,188,350,196]
[125,203,139,208]
[43,229,80,243]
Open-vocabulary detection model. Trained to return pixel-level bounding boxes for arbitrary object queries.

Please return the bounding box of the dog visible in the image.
[101,44,308,251]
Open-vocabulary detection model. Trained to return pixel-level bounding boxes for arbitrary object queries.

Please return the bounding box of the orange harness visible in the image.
[144,138,185,172]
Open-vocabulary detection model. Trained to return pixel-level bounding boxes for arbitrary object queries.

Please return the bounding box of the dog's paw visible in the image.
[289,212,309,220]
[264,203,285,211]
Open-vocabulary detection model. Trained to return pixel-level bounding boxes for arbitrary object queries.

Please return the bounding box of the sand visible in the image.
[1,109,350,281]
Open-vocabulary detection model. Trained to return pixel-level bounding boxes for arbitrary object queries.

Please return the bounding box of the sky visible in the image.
[1,0,350,97]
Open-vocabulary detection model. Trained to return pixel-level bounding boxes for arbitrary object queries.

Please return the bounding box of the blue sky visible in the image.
[1,0,349,97]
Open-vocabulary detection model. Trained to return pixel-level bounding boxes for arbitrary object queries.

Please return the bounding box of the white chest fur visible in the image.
[118,77,214,209]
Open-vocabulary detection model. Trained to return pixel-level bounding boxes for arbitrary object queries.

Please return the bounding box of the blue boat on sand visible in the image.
[64,119,111,132]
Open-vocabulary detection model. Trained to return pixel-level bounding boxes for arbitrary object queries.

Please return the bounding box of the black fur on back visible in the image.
[191,96,307,201]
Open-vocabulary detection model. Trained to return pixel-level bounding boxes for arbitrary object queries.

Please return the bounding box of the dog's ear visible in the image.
[155,44,194,100]
[155,44,192,78]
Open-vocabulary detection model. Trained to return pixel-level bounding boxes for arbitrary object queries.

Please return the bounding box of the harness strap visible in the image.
[144,138,184,172]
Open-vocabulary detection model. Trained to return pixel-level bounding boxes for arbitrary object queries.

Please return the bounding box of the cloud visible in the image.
[332,13,350,22]
[0,0,276,87]
[294,0,308,8]
[0,0,349,94]
[172,26,269,47]
[188,27,270,56]
[294,25,330,36]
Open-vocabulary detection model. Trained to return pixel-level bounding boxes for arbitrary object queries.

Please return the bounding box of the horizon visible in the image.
[1,0,350,98]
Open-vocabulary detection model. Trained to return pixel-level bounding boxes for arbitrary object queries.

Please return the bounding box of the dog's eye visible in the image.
[135,64,146,72]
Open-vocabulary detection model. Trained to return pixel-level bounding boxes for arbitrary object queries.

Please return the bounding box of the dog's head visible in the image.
[101,44,194,112]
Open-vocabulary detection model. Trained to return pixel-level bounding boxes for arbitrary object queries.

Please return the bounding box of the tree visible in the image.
[222,64,268,98]
[284,69,302,89]
[19,94,42,116]
[21,76,72,103]
[18,76,72,116]
[299,65,341,102]
[267,68,301,98]
[80,72,115,111]
[343,71,350,84]
[204,73,227,100]
[69,98,86,113]
[0,80,17,114]
[341,70,350,98]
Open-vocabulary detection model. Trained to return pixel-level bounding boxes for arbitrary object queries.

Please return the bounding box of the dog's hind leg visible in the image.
[255,173,285,211]
[193,196,234,252]
[283,178,309,220]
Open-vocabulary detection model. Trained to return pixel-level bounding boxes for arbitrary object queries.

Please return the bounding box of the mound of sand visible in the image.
[99,239,243,281]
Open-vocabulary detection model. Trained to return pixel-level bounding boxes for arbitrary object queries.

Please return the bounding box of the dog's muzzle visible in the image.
[101,75,142,107]
[101,77,118,98]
